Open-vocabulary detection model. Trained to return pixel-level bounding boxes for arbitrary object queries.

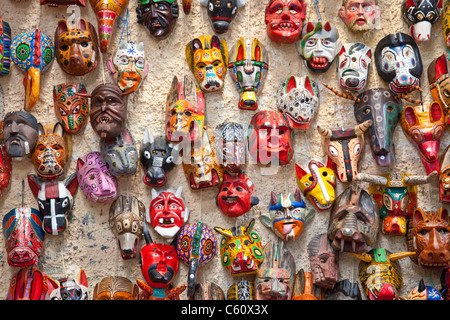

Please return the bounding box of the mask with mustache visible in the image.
[2,111,39,158]
[137,0,179,40]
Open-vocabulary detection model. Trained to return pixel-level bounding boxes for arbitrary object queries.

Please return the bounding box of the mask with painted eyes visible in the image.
[428,54,450,115]
[337,43,372,93]
[214,121,246,173]
[53,83,89,135]
[76,151,118,203]
[374,32,423,94]
[2,111,39,158]
[136,0,179,40]
[0,17,11,76]
[298,21,342,73]
[54,18,99,76]
[201,0,245,34]
[402,0,442,42]
[338,0,381,32]
[11,29,55,110]
[47,270,89,300]
[100,128,138,178]
[265,0,306,44]
[107,41,149,94]
[186,35,228,92]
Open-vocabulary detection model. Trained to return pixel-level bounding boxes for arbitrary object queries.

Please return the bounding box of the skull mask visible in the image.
[402,0,443,42]
[337,42,372,93]
[200,0,245,34]
[265,0,306,44]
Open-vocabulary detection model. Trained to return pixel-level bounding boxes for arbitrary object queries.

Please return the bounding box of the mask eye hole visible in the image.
[387,105,394,112]
[364,108,371,114]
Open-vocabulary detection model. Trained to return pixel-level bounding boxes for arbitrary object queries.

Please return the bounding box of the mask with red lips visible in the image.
[264,0,306,44]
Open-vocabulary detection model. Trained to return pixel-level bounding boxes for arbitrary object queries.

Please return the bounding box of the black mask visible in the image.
[201,0,245,34]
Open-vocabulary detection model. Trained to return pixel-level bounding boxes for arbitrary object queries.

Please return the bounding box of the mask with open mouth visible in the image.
[260,188,315,241]
[338,0,381,32]
[265,0,306,44]
[337,43,372,93]
[201,0,245,34]
[2,111,39,158]
[298,21,342,73]
[402,0,442,42]
[136,0,179,40]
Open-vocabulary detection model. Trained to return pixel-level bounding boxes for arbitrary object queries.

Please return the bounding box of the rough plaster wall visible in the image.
[0,0,447,300]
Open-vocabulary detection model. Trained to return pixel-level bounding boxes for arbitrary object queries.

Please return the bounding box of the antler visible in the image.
[355,173,388,186]
[321,82,360,103]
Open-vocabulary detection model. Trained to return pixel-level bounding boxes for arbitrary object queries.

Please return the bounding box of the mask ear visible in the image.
[38,123,45,136]
[53,122,64,137]
[304,76,314,95]
[285,76,297,94]
[57,20,69,36]
[295,163,308,179]
[77,18,88,31]
[76,157,85,173]
[27,174,42,198]
[413,208,425,225]
[64,172,78,197]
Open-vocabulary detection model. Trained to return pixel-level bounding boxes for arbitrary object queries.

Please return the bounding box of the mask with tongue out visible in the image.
[260,188,315,242]
[327,186,380,253]
[298,21,342,73]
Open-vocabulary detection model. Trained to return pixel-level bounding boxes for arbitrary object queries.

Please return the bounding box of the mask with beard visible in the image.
[338,0,381,32]
[2,111,39,158]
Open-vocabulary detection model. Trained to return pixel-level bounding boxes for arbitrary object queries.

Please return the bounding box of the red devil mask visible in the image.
[265,0,306,44]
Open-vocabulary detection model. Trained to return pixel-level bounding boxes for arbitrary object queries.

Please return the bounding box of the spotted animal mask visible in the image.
[228,37,269,111]
[308,233,339,290]
[327,186,379,253]
[298,21,342,73]
[2,111,39,158]
[338,0,381,32]
[11,29,54,110]
[0,146,12,198]
[109,195,145,260]
[76,151,118,203]
[402,0,443,42]
[248,110,294,166]
[7,268,49,300]
[0,17,11,76]
[53,83,89,135]
[295,159,336,211]
[337,42,372,93]
[317,120,371,183]
[3,207,45,267]
[201,0,245,34]
[214,122,246,173]
[216,171,259,218]
[47,270,89,300]
[136,0,179,40]
[186,35,228,92]
[276,75,320,130]
[374,32,423,94]
[264,0,306,44]
[260,189,315,241]
[107,41,148,94]
[55,18,99,76]
[214,219,264,276]
[93,276,139,300]
[165,75,205,142]
[31,122,70,181]
[428,54,450,115]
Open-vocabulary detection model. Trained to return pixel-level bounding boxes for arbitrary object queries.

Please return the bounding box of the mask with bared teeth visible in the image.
[265,0,306,44]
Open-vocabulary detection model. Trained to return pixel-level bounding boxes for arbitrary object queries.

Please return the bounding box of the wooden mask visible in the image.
[308,233,339,289]
[0,16,12,76]
[407,207,450,269]
[440,145,450,203]
[192,283,225,300]
[264,0,306,44]
[200,0,245,34]
[337,43,372,93]
[402,0,443,42]
[2,111,39,158]
[55,18,99,76]
[403,278,443,300]
[226,280,255,300]
[7,268,49,300]
[214,122,246,173]
[443,1,450,57]
[0,145,12,198]
[338,0,381,32]
[136,0,179,40]
[93,276,139,300]
[428,54,450,116]
[47,270,89,300]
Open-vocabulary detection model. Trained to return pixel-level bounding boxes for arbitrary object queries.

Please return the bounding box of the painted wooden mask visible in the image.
[317,120,371,183]
[182,126,223,190]
[27,173,78,235]
[176,222,217,298]
[2,111,39,158]
[428,54,450,115]
[404,279,443,300]
[136,0,179,40]
[31,122,70,180]
[109,195,145,260]
[337,43,372,93]
[0,146,12,199]
[149,187,189,240]
[55,18,99,76]
[41,0,87,5]
[140,127,176,187]
[93,276,139,300]
[201,0,245,34]
[47,270,89,300]
[214,122,246,173]
[89,0,129,53]
[338,0,381,32]
[400,102,446,174]
[214,219,264,276]
[298,21,342,73]
[402,0,443,42]
[3,207,45,267]
[264,0,306,44]
[216,171,259,218]
[106,41,149,94]
[53,83,89,135]
[443,1,450,56]
[7,268,49,300]
[228,37,269,111]
[349,248,414,300]
[353,88,403,167]
[255,240,296,300]
[76,151,118,203]
[308,233,339,289]
[440,145,450,203]
[260,189,315,241]
[248,110,294,166]
[11,29,55,111]
[407,207,450,270]
[276,75,320,130]
[165,75,206,142]
[0,17,11,76]
[227,280,255,300]
[186,35,228,92]
[374,32,423,94]
[100,128,138,178]
[295,159,336,211]
[193,283,225,300]
[327,186,379,253]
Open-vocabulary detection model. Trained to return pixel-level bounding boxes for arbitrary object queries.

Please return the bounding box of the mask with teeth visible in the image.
[136,0,179,40]
[214,219,264,276]
[214,122,246,173]
[149,186,189,240]
[308,233,339,290]
[337,43,372,93]
[402,0,442,42]
[0,146,12,198]
[374,32,423,94]
[298,21,342,73]
[338,0,381,32]
[186,35,228,92]
[407,207,450,270]
[327,186,379,253]
[216,171,259,218]
[265,0,306,44]
[2,111,39,158]
[200,0,245,34]
[76,151,118,203]
[260,188,314,242]
[247,110,294,166]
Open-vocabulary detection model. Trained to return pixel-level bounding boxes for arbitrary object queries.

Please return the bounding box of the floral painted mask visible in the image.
[337,42,372,92]
[338,0,381,32]
[54,18,99,76]
[136,0,179,40]
[201,0,245,34]
[53,83,89,135]
[2,111,39,158]
[402,0,442,42]
[214,122,246,173]
[0,17,11,76]
[186,35,228,92]
[264,0,306,44]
